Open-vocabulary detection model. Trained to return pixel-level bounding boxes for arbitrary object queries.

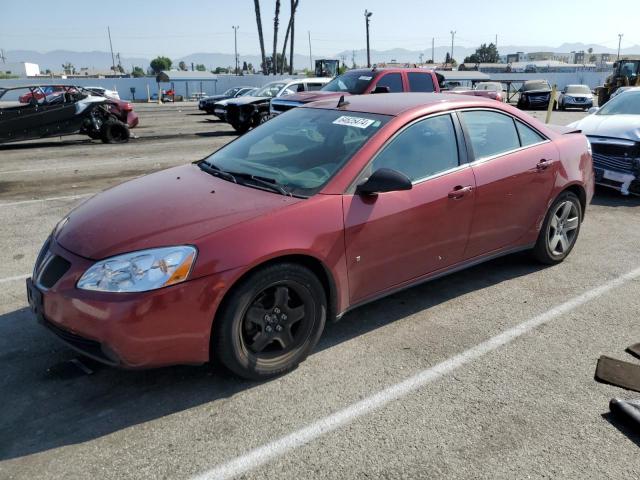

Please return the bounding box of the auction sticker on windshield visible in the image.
[333,116,376,129]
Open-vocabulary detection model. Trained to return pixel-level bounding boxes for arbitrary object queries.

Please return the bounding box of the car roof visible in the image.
[303,92,492,116]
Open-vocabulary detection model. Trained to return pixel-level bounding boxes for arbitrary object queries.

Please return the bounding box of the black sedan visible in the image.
[517,80,552,110]
[198,87,255,113]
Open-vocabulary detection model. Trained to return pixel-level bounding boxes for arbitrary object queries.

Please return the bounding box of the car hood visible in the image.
[227,95,269,106]
[203,95,227,103]
[273,91,346,104]
[570,114,640,141]
[56,164,301,260]
[522,89,551,95]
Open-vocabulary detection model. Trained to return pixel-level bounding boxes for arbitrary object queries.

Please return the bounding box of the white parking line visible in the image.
[0,159,141,175]
[192,267,640,480]
[0,273,29,284]
[0,193,94,208]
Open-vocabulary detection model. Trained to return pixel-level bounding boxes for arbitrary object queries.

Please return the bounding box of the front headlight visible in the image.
[77,246,197,293]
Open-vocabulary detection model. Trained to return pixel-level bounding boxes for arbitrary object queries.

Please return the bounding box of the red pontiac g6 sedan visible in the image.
[27,93,594,379]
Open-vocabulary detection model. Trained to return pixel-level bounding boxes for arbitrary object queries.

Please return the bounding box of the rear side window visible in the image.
[516,120,546,146]
[375,73,403,93]
[371,114,459,182]
[306,83,324,91]
[407,72,435,92]
[460,111,520,159]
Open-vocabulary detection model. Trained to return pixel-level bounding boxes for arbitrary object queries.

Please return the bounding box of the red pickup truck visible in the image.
[269,67,443,116]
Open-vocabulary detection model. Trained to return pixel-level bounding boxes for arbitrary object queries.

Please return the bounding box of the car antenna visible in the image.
[337,95,349,108]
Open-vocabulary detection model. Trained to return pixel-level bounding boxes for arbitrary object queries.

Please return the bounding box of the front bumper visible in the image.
[28,237,240,368]
[590,138,640,195]
[126,111,139,128]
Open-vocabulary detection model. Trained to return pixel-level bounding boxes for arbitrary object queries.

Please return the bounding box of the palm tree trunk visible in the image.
[289,0,297,74]
[279,1,299,74]
[253,0,267,74]
[272,0,281,75]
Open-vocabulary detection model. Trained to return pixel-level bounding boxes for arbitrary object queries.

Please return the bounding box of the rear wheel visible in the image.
[532,192,582,264]
[231,121,250,134]
[213,263,327,380]
[100,118,130,144]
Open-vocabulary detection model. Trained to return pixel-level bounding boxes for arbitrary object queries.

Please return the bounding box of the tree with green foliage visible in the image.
[463,43,499,64]
[150,56,172,74]
[195,64,206,71]
[214,67,229,74]
[132,66,146,77]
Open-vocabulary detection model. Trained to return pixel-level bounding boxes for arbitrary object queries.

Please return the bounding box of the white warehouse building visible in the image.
[1,62,41,77]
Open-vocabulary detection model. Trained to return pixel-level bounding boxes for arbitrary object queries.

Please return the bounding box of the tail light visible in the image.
[123,103,133,111]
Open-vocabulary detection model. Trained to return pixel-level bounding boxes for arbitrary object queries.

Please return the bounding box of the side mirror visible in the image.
[588,106,599,114]
[355,168,412,195]
[371,85,391,94]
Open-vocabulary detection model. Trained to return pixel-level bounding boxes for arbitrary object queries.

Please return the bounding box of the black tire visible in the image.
[532,191,582,265]
[231,121,250,134]
[87,130,101,140]
[213,263,327,380]
[100,119,130,144]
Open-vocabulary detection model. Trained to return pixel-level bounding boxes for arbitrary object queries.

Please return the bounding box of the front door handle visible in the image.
[448,185,473,199]
[536,159,551,171]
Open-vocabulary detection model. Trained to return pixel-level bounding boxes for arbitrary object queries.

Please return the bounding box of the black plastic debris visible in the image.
[610,398,640,432]
[595,356,640,393]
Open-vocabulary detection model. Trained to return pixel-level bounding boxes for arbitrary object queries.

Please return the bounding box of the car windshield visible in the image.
[203,108,390,196]
[565,85,591,94]
[242,88,258,96]
[523,81,550,91]
[223,88,240,96]
[597,91,640,115]
[476,83,500,91]
[321,71,374,94]
[255,82,287,98]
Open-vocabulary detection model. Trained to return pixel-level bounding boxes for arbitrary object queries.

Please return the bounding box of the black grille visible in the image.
[42,318,116,365]
[272,102,296,112]
[591,142,640,158]
[38,254,71,289]
[34,238,51,274]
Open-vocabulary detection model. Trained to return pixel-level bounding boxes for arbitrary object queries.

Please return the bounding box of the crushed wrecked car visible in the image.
[568,88,640,195]
[0,85,130,144]
[212,87,258,121]
[517,80,552,110]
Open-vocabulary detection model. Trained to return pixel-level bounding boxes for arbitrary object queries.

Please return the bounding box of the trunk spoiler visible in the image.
[546,124,582,135]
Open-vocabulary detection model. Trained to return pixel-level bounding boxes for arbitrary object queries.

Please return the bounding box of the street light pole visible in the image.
[365,10,372,68]
[450,30,456,66]
[232,26,239,75]
[617,33,623,60]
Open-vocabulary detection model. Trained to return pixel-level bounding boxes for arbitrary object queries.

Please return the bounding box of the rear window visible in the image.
[407,72,435,92]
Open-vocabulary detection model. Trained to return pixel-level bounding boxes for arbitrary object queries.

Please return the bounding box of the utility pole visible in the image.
[364,10,372,68]
[419,53,423,64]
[0,49,6,64]
[432,37,434,63]
[308,30,312,70]
[107,27,116,75]
[450,30,456,66]
[352,49,356,68]
[232,26,239,75]
[617,33,623,60]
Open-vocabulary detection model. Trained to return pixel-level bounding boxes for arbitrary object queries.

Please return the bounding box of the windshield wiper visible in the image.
[198,162,237,183]
[228,171,291,196]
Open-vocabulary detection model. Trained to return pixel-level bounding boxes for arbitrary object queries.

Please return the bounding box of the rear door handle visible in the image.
[448,185,473,199]
[536,159,551,171]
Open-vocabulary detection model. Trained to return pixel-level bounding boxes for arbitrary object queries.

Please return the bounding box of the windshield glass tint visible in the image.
[523,81,550,91]
[566,86,591,94]
[597,91,640,115]
[255,82,287,98]
[322,71,374,94]
[476,83,500,91]
[204,108,390,196]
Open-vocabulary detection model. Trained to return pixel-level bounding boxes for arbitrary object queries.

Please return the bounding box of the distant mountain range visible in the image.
[5,42,640,72]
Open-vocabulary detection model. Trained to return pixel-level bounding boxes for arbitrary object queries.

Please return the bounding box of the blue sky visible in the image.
[1,0,639,57]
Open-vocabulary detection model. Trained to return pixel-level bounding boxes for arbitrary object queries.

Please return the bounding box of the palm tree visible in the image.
[253,0,267,74]
[279,0,299,74]
[272,0,281,75]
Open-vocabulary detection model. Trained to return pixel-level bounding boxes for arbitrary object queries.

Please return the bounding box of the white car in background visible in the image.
[557,84,593,111]
[568,88,640,195]
[84,86,120,100]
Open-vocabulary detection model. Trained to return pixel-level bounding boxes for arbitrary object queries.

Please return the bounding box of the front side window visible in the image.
[371,114,459,182]
[375,73,403,93]
[204,108,390,196]
[461,110,520,159]
[255,82,287,98]
[407,73,435,92]
[597,91,640,115]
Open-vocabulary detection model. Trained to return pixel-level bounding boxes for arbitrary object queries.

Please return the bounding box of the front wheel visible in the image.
[213,263,327,380]
[532,191,582,264]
